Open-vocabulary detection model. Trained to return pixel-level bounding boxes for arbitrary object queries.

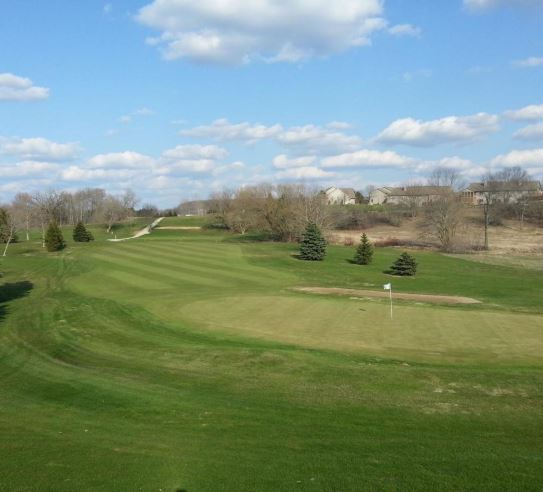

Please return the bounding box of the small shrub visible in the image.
[72,221,94,242]
[45,222,66,252]
[353,233,374,265]
[299,222,326,261]
[389,252,417,276]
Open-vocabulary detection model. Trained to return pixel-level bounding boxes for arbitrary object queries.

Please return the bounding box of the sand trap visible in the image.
[154,226,202,230]
[293,287,481,305]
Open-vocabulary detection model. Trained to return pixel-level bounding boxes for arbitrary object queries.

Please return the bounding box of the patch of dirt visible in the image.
[328,217,543,254]
[293,287,481,305]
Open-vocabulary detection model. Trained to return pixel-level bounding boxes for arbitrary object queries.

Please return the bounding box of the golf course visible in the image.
[1,217,542,491]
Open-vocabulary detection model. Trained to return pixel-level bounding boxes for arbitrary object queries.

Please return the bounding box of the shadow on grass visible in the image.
[0,281,33,323]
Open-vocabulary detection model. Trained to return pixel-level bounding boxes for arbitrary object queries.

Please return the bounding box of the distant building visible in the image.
[325,187,356,205]
[461,181,542,205]
[369,186,452,205]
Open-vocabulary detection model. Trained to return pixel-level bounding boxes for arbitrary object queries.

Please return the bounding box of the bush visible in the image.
[45,222,66,252]
[353,233,374,265]
[299,222,326,261]
[389,252,417,276]
[72,221,94,242]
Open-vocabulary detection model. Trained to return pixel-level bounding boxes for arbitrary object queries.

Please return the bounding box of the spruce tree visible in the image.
[299,222,326,261]
[353,233,373,265]
[73,221,94,242]
[45,222,66,252]
[389,252,417,276]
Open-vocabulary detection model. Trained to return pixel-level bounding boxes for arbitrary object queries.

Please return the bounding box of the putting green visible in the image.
[179,294,543,363]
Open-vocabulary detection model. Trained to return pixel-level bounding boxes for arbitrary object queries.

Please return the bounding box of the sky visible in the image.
[1,0,542,207]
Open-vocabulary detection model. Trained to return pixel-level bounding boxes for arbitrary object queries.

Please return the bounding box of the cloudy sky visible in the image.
[1,0,542,206]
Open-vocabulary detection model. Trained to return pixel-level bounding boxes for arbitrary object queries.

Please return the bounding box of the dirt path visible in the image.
[293,287,481,305]
[108,217,164,242]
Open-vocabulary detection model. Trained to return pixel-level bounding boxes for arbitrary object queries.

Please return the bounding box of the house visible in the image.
[369,186,452,205]
[325,187,356,205]
[461,181,542,205]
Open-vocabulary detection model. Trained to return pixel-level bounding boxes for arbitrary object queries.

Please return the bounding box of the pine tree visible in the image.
[353,233,373,265]
[389,252,417,276]
[299,222,326,261]
[72,221,94,242]
[45,222,66,252]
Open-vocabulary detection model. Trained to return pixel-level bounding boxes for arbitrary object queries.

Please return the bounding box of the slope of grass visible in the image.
[0,229,542,491]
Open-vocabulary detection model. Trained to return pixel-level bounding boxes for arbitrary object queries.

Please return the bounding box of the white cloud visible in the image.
[277,125,362,153]
[276,166,335,180]
[375,113,499,146]
[490,148,543,167]
[87,151,155,168]
[402,68,432,82]
[388,24,421,37]
[61,166,134,181]
[161,144,228,160]
[504,104,543,121]
[326,121,352,130]
[181,118,283,142]
[464,0,543,10]
[513,122,543,141]
[136,0,387,65]
[0,73,49,101]
[119,107,154,124]
[512,56,543,68]
[322,149,415,168]
[273,154,317,169]
[0,137,79,161]
[0,160,60,178]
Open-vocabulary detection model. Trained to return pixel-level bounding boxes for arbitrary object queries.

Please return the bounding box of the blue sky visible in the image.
[1,0,542,207]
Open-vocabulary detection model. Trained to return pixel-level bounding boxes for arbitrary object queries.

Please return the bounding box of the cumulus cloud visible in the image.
[276,166,335,180]
[0,137,79,161]
[512,56,543,68]
[464,0,543,10]
[503,104,543,121]
[87,151,155,169]
[181,119,361,153]
[513,122,543,141]
[61,166,134,181]
[388,24,421,37]
[321,149,415,168]
[0,161,60,178]
[158,144,229,173]
[375,113,499,146]
[273,154,317,169]
[136,0,387,64]
[490,148,543,167]
[0,73,49,101]
[181,119,282,142]
[119,107,154,124]
[277,125,362,153]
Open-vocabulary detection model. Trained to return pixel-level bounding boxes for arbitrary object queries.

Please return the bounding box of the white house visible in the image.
[461,181,542,205]
[325,187,356,205]
[369,186,452,205]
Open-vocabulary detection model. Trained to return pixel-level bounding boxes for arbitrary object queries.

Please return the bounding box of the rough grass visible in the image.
[0,228,542,490]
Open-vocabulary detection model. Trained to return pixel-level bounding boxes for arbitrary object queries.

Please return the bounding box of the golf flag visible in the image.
[383,283,391,290]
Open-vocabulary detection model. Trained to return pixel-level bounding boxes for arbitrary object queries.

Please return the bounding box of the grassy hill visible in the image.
[0,225,542,490]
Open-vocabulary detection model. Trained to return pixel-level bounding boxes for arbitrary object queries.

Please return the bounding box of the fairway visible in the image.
[1,226,543,491]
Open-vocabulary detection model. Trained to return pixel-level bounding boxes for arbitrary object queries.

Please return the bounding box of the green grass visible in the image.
[160,215,213,227]
[0,227,542,491]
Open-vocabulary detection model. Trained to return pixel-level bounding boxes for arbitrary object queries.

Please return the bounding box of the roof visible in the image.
[386,185,452,197]
[465,181,542,193]
[339,188,356,199]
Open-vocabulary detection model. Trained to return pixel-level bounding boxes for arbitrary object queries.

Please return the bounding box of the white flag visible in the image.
[383,283,391,290]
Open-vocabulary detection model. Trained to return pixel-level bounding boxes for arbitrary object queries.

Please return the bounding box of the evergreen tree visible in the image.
[45,222,66,252]
[353,233,373,265]
[299,222,326,261]
[72,221,94,242]
[0,208,18,244]
[389,252,417,276]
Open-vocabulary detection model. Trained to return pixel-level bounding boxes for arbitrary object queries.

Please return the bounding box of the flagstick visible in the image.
[389,286,393,320]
